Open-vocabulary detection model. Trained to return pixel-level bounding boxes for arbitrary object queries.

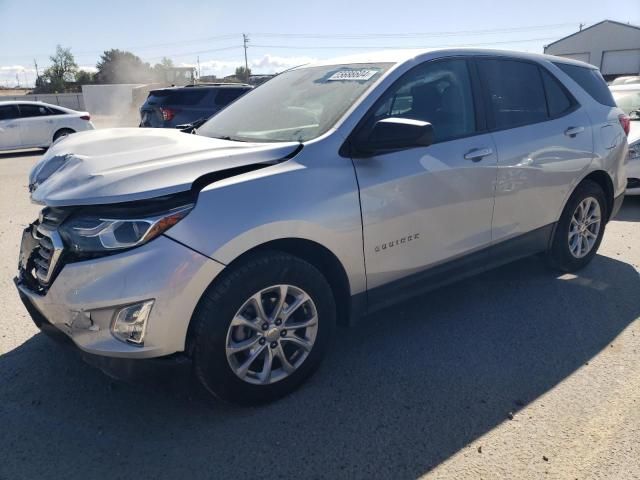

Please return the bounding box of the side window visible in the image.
[541,69,575,117]
[370,58,476,143]
[214,89,248,107]
[553,63,616,107]
[46,107,65,115]
[477,59,547,130]
[19,104,48,118]
[0,105,19,120]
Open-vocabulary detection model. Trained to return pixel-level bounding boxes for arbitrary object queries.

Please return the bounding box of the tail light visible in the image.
[80,115,90,121]
[619,114,630,136]
[160,107,177,121]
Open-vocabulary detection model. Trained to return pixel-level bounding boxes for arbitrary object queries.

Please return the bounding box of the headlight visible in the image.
[630,142,640,161]
[60,204,193,254]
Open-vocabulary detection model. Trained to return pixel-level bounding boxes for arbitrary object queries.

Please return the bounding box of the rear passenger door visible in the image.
[16,104,52,147]
[475,58,593,244]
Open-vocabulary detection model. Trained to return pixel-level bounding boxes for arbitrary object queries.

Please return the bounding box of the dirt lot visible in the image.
[0,150,639,480]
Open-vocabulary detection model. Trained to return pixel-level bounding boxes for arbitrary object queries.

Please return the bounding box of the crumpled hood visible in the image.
[29,128,300,206]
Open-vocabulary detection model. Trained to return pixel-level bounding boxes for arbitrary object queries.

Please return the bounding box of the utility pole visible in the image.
[197,56,201,83]
[34,59,39,78]
[242,33,249,83]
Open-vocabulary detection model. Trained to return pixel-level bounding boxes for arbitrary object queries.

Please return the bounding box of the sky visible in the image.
[0,0,639,87]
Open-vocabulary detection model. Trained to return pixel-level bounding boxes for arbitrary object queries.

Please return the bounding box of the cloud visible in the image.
[0,65,37,88]
[184,53,317,78]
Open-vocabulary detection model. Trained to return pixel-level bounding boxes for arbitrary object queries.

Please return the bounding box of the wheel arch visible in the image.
[580,170,614,221]
[185,237,353,356]
[52,127,75,143]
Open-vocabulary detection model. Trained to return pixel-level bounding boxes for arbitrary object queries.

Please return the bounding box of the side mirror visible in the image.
[359,117,433,154]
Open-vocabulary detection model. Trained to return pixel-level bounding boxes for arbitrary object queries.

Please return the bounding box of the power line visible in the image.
[250,36,560,50]
[0,20,595,61]
[251,22,584,39]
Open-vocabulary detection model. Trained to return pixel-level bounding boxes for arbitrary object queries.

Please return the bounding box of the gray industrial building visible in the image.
[544,20,640,80]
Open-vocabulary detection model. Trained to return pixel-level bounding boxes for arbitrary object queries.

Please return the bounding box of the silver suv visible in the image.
[17,49,628,404]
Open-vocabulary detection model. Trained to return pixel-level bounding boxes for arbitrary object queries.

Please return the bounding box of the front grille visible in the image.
[30,208,66,287]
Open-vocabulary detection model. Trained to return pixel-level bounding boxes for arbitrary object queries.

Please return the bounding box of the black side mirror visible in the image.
[358,117,433,155]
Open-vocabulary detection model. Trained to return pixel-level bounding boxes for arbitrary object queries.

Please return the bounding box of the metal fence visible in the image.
[2,93,85,110]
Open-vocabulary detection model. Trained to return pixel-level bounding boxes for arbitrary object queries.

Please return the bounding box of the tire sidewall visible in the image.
[551,180,607,271]
[192,253,336,405]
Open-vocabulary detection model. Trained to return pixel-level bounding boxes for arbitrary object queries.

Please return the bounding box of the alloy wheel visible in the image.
[568,196,601,259]
[225,284,318,385]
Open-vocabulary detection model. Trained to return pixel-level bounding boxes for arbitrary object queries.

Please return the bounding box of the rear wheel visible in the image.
[53,128,75,142]
[191,252,336,405]
[547,180,607,272]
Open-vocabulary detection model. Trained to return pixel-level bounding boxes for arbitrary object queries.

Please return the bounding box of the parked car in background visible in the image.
[0,101,94,151]
[19,49,628,404]
[610,84,640,194]
[139,84,252,128]
[610,75,640,86]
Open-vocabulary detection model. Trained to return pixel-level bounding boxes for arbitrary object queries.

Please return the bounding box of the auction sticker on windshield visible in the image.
[327,69,379,81]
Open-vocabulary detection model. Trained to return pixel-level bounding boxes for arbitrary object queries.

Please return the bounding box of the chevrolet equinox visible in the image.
[17,49,628,404]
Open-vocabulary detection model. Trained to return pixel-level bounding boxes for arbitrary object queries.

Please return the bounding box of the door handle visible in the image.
[564,126,584,137]
[464,147,493,162]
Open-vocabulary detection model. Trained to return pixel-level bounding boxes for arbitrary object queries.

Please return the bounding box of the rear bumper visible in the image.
[627,159,640,195]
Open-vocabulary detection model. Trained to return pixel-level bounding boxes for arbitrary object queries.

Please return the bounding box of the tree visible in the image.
[95,49,152,84]
[75,70,95,85]
[235,66,251,83]
[156,57,174,69]
[38,45,77,93]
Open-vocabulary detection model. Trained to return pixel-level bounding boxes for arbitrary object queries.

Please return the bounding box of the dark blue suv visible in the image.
[139,84,252,128]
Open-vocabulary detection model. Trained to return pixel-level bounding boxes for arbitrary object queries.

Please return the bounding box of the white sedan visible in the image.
[0,101,94,152]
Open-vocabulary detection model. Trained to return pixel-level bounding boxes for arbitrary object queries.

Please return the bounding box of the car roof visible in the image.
[152,84,251,92]
[0,100,74,111]
[296,47,598,70]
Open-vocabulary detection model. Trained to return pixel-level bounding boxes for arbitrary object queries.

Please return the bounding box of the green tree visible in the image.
[95,49,152,84]
[235,66,251,83]
[75,70,95,85]
[38,45,77,92]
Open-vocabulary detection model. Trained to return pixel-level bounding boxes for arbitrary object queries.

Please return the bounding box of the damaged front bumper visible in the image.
[15,234,225,361]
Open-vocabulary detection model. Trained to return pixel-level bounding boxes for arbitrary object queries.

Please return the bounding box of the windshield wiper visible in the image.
[211,135,247,142]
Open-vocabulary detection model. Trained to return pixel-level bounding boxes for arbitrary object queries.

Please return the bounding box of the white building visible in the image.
[544,20,640,80]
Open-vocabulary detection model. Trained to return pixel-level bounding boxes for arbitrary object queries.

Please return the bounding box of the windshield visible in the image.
[197,63,392,142]
[611,89,640,115]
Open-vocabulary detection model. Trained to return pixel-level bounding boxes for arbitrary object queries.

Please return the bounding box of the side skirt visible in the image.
[351,223,555,318]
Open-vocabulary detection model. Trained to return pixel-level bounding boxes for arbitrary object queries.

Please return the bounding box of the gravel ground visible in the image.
[0,150,639,480]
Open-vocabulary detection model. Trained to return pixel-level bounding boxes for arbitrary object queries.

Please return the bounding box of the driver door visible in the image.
[351,58,497,301]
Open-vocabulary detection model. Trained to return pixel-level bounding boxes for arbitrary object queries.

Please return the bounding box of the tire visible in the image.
[191,251,336,405]
[53,128,75,142]
[547,179,607,272]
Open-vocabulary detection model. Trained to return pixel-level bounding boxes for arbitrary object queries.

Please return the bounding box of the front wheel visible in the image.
[547,180,607,272]
[191,252,336,405]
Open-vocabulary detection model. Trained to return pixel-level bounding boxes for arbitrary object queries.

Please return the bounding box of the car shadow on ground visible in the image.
[1,254,639,479]
[615,195,640,221]
[0,149,43,161]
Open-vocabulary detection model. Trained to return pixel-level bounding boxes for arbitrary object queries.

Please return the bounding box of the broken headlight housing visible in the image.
[59,204,193,256]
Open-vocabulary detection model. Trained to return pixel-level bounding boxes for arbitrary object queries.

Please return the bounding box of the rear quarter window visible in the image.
[541,69,576,117]
[553,63,616,107]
